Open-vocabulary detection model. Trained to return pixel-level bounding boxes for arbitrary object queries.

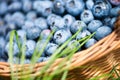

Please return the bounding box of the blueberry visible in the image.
[92,1,111,18]
[88,20,103,33]
[70,20,87,34]
[33,1,53,17]
[45,43,58,56]
[25,40,36,58]
[53,29,72,45]
[109,0,120,6]
[26,27,41,40]
[8,1,22,12]
[86,0,94,10]
[67,40,80,50]
[0,25,7,36]
[0,1,8,15]
[47,14,63,26]
[11,12,25,28]
[34,18,48,30]
[76,30,91,40]
[22,20,34,30]
[85,38,97,48]
[40,29,51,40]
[0,37,6,57]
[16,29,26,43]
[63,14,76,28]
[26,11,37,21]
[110,17,117,29]
[80,10,94,24]
[53,0,65,15]
[36,40,48,57]
[5,42,19,56]
[65,0,85,16]
[95,26,112,40]
[103,17,111,26]
[4,13,12,23]
[0,17,5,27]
[22,0,32,12]
[49,16,65,31]
[6,22,16,33]
[110,6,120,17]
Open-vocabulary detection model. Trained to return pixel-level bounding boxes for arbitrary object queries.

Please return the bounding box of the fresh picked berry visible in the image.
[26,11,37,21]
[11,12,25,28]
[70,20,87,34]
[33,1,53,17]
[8,1,22,12]
[63,14,76,28]
[53,0,65,15]
[26,27,41,40]
[50,16,65,31]
[25,40,36,58]
[67,40,80,51]
[34,17,48,30]
[110,6,120,17]
[65,0,85,16]
[45,42,59,56]
[92,1,111,18]
[88,20,103,33]
[85,38,97,48]
[0,1,8,15]
[40,29,51,40]
[95,26,112,40]
[76,30,91,40]
[86,0,94,10]
[80,10,94,24]
[5,42,19,56]
[53,29,72,45]
[22,0,32,12]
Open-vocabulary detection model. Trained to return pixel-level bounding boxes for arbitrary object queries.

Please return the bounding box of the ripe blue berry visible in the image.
[45,43,58,56]
[95,26,112,40]
[26,11,37,21]
[85,38,97,48]
[70,20,87,34]
[5,42,19,56]
[33,1,53,17]
[67,40,80,50]
[34,18,48,30]
[63,14,76,28]
[80,10,94,24]
[22,0,32,12]
[8,1,22,12]
[88,20,103,33]
[25,40,36,58]
[40,29,51,40]
[53,0,65,15]
[0,2,8,15]
[76,30,91,40]
[53,29,72,45]
[92,1,111,18]
[65,0,85,16]
[86,0,94,10]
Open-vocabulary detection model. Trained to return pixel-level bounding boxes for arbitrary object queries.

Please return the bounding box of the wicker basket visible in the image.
[0,16,120,80]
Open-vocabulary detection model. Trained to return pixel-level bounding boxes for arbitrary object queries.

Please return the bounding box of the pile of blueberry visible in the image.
[0,0,119,64]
